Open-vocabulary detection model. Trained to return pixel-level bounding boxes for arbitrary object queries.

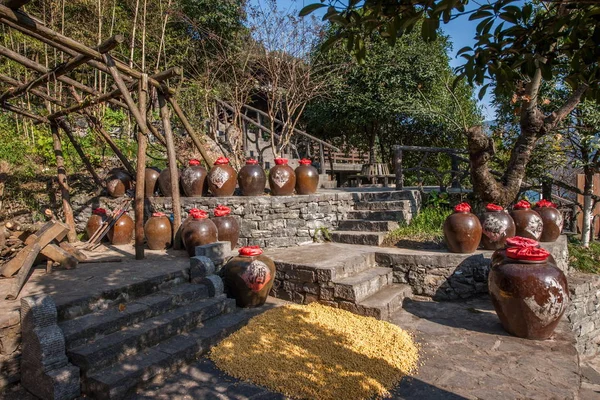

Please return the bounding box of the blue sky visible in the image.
[250,0,517,121]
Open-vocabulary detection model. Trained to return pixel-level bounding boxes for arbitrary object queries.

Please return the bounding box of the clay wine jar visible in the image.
[295,158,319,195]
[510,200,543,241]
[221,246,276,308]
[181,209,218,257]
[107,213,134,245]
[533,199,563,242]
[106,169,132,198]
[144,212,172,250]
[181,159,208,197]
[238,158,266,196]
[211,205,240,250]
[158,167,182,197]
[489,245,568,340]
[491,236,559,271]
[479,203,516,250]
[269,157,296,196]
[86,208,107,240]
[443,202,482,253]
[207,157,237,197]
[144,167,161,197]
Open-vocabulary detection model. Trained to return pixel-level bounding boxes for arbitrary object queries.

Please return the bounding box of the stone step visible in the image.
[357,284,413,320]
[333,266,393,303]
[68,295,234,374]
[361,190,419,202]
[60,283,210,350]
[331,231,386,246]
[83,307,260,400]
[57,269,190,322]
[337,220,399,232]
[354,200,413,211]
[347,210,412,222]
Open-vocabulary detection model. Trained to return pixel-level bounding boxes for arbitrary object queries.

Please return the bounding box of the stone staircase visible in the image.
[331,191,418,246]
[56,265,261,399]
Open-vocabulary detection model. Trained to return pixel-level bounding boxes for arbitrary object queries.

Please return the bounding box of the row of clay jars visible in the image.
[86,208,134,245]
[181,207,241,256]
[239,158,319,196]
[488,237,568,340]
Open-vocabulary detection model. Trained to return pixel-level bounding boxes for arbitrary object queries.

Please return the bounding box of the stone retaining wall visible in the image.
[71,192,360,248]
[566,272,600,359]
[0,315,21,387]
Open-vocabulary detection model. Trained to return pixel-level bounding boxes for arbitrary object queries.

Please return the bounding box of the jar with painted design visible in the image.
[238,159,266,196]
[443,202,482,253]
[221,246,276,308]
[295,158,319,195]
[533,199,563,242]
[106,169,132,197]
[144,167,161,197]
[211,205,239,250]
[207,157,237,197]
[181,208,218,257]
[144,212,172,250]
[479,203,516,250]
[181,159,208,197]
[158,167,182,197]
[488,246,568,339]
[268,157,296,196]
[510,200,543,240]
[107,213,134,245]
[86,207,107,240]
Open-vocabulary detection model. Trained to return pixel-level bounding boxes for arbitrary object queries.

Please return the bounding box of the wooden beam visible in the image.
[1,0,31,9]
[50,122,76,242]
[1,102,48,124]
[5,243,39,299]
[167,95,214,166]
[0,34,124,103]
[57,118,103,187]
[0,74,68,108]
[0,45,127,109]
[134,75,148,260]
[0,6,175,93]
[158,92,182,250]
[45,66,181,121]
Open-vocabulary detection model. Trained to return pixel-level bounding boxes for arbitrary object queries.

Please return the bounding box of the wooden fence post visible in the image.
[394,145,403,190]
[50,122,76,242]
[134,74,148,260]
[450,153,460,189]
[319,143,326,175]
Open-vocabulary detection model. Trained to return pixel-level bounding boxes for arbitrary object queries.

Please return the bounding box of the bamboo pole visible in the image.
[0,45,127,109]
[0,34,124,103]
[57,118,103,187]
[0,74,68,107]
[158,92,181,250]
[134,74,148,260]
[50,122,76,242]
[0,6,175,93]
[1,103,48,124]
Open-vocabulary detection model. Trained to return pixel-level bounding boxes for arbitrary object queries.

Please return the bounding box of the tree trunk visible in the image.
[581,168,594,247]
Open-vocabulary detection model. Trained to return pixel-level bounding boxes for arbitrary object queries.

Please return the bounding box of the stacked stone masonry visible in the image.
[566,271,600,359]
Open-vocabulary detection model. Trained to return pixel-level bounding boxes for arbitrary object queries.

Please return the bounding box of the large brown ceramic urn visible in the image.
[106,169,132,198]
[211,205,240,250]
[86,208,107,240]
[181,159,208,197]
[295,158,319,195]
[533,199,563,242]
[269,157,296,196]
[107,213,134,245]
[479,203,516,250]
[510,200,543,241]
[221,246,276,308]
[491,236,559,271]
[489,245,568,340]
[144,212,172,250]
[158,167,182,197]
[181,209,218,257]
[238,159,266,196]
[443,202,482,253]
[144,167,161,197]
[207,157,237,197]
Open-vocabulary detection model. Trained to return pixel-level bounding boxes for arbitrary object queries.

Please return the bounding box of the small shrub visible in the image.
[568,237,600,274]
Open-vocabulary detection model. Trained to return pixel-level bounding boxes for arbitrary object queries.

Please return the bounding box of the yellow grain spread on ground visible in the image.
[209,303,419,400]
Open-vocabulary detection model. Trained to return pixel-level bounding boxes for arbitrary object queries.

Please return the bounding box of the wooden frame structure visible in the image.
[0,0,213,259]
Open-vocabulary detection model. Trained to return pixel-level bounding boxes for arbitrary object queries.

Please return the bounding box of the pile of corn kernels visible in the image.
[210,303,420,400]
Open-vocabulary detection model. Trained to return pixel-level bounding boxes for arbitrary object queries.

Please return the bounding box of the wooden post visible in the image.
[57,119,103,187]
[134,75,148,260]
[319,143,326,175]
[394,145,404,190]
[0,74,68,107]
[158,92,182,250]
[50,123,76,242]
[450,153,460,189]
[542,178,553,200]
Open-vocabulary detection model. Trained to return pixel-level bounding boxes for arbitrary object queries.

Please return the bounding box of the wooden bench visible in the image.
[349,163,395,187]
